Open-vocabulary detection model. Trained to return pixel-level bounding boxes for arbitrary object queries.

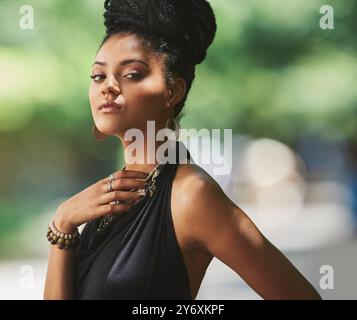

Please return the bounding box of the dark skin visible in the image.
[172,164,322,299]
[44,32,322,300]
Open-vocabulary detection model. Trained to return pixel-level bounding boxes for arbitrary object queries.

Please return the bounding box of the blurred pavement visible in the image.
[1,236,356,300]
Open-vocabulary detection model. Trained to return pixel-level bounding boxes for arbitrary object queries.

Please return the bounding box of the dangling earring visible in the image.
[92,123,107,142]
[165,104,180,140]
[172,117,180,140]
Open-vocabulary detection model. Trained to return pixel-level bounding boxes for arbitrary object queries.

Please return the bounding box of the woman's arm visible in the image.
[43,169,149,299]
[43,216,76,300]
[175,165,322,300]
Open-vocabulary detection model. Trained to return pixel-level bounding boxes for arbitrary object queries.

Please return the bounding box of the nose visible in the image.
[102,74,121,97]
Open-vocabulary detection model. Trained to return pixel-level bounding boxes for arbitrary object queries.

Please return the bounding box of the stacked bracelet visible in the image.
[46,220,80,250]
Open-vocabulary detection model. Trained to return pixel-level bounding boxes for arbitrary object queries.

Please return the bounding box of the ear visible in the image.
[167,77,187,108]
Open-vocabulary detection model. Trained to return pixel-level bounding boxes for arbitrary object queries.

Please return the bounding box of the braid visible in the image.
[101,0,217,127]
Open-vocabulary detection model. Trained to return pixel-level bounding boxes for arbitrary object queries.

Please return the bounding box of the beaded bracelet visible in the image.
[46,220,80,250]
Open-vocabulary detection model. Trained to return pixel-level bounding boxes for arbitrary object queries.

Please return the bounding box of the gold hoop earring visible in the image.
[92,123,107,142]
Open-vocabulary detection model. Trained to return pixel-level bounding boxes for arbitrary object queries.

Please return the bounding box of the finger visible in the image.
[100,169,149,186]
[100,178,147,194]
[113,169,149,180]
[95,203,133,218]
[99,189,146,205]
[111,178,147,191]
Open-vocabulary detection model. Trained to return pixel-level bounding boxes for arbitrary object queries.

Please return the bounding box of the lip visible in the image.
[100,107,121,113]
[98,100,123,112]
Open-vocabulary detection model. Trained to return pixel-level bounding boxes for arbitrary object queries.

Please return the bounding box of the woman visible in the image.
[44,0,321,300]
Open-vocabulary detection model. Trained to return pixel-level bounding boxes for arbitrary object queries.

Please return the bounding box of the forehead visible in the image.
[95,33,160,65]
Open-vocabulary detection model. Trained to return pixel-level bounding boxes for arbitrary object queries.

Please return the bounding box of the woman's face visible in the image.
[89,33,183,139]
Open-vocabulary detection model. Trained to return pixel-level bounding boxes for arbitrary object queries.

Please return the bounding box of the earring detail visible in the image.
[165,109,180,140]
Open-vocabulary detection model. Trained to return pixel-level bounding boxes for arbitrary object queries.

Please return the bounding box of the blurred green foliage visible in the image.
[0,0,356,256]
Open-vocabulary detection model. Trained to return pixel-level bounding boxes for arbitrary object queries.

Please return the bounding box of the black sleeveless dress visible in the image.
[73,141,193,300]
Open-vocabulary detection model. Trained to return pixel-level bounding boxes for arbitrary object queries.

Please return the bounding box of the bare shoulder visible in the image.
[173,163,221,192]
[172,163,228,208]
[171,163,239,251]
[171,166,322,300]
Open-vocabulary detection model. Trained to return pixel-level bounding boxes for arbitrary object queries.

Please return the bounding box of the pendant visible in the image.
[95,164,163,234]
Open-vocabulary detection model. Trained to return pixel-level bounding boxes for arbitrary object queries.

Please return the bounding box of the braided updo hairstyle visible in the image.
[100,0,217,131]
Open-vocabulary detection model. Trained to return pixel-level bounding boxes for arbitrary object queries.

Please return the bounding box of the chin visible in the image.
[95,120,122,136]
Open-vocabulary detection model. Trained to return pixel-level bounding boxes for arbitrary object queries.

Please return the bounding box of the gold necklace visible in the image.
[95,163,163,233]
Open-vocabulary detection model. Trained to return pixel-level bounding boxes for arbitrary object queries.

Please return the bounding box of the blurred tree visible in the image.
[0,0,356,256]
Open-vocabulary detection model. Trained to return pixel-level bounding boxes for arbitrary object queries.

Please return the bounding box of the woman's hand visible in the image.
[53,169,149,233]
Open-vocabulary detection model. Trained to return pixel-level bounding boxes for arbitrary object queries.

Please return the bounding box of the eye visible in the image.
[125,72,143,80]
[90,74,105,82]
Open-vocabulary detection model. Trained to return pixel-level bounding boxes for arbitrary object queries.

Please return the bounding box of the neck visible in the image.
[119,135,173,174]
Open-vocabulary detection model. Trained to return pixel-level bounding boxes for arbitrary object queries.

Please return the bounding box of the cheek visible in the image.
[127,78,167,114]
[88,84,105,118]
[88,85,98,109]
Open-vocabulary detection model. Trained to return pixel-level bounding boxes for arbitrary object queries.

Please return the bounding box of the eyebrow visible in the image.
[92,59,149,67]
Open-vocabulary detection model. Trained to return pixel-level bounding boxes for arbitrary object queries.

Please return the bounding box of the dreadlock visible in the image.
[100,0,217,126]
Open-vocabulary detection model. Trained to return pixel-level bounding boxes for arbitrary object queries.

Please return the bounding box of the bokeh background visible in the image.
[0,0,356,299]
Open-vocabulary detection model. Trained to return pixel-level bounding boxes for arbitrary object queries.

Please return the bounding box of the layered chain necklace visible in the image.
[95,163,164,234]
